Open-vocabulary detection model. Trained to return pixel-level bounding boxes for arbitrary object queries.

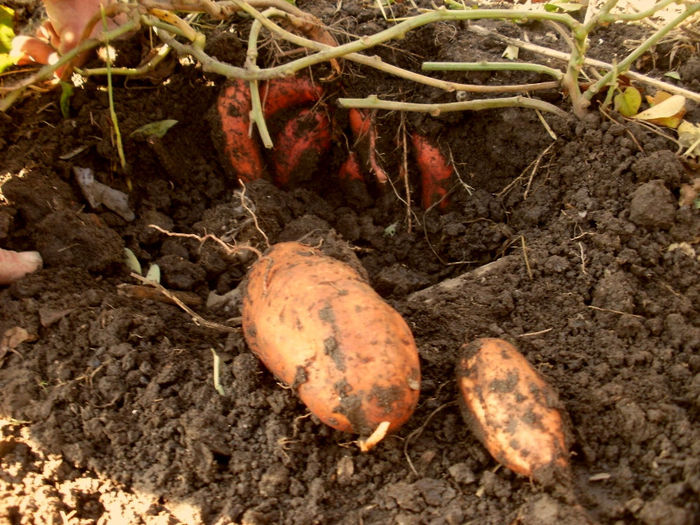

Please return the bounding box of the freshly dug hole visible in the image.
[241,241,421,451]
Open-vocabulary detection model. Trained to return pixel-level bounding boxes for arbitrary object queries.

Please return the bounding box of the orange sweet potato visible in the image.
[242,242,421,451]
[211,79,266,183]
[456,338,571,482]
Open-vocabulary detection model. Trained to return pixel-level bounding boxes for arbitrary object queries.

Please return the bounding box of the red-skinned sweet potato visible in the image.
[348,109,388,185]
[410,133,453,210]
[337,151,372,208]
[242,242,421,451]
[261,76,324,120]
[211,79,266,183]
[456,338,571,483]
[270,108,332,187]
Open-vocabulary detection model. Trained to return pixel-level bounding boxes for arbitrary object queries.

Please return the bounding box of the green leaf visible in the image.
[614,86,641,117]
[664,71,681,81]
[130,119,178,140]
[0,54,15,74]
[0,6,16,73]
[0,6,15,53]
[60,82,74,119]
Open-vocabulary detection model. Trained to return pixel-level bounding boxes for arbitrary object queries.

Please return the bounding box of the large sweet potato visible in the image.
[242,242,421,450]
[457,338,571,482]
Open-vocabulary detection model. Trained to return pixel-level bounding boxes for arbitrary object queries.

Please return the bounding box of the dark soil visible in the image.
[1,1,699,524]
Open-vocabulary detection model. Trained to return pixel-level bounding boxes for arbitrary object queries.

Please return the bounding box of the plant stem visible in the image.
[422,61,564,80]
[337,94,568,118]
[604,0,679,22]
[583,2,700,102]
[159,5,559,93]
[234,3,581,66]
[102,6,127,171]
[76,42,171,77]
[582,0,619,34]
[0,18,140,111]
[466,24,700,103]
[246,8,276,149]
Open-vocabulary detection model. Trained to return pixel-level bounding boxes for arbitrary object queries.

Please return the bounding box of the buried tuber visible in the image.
[456,338,572,484]
[211,76,325,184]
[241,242,421,451]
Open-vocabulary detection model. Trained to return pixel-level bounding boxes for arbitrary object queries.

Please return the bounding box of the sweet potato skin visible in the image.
[270,108,331,187]
[337,151,373,208]
[456,338,571,481]
[410,133,453,210]
[242,242,421,438]
[211,79,266,183]
[261,76,323,120]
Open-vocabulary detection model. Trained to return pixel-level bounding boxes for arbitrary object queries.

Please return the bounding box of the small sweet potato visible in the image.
[456,338,571,482]
[410,133,453,210]
[242,242,421,450]
[211,79,266,183]
[348,109,388,185]
[270,108,332,187]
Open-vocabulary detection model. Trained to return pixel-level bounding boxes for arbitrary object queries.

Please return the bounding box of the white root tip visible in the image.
[358,421,391,453]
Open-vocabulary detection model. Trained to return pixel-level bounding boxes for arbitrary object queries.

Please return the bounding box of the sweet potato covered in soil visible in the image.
[457,338,572,484]
[210,79,266,183]
[270,108,332,187]
[410,132,454,210]
[241,242,421,451]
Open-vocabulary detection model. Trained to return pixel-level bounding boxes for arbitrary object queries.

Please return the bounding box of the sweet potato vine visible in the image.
[1,1,697,121]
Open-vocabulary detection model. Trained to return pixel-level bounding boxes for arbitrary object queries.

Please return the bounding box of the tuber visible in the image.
[242,242,421,451]
[410,133,454,210]
[211,79,266,183]
[270,108,332,188]
[261,76,324,120]
[456,338,571,483]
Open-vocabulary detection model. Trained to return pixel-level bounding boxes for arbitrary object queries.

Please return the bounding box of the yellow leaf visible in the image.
[645,90,673,106]
[614,86,641,117]
[632,94,686,129]
[678,120,700,157]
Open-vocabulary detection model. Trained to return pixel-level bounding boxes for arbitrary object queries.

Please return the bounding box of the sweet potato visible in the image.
[348,107,371,138]
[337,151,372,208]
[456,338,571,482]
[348,109,388,185]
[211,79,266,183]
[242,242,421,451]
[270,108,332,187]
[261,76,324,120]
[410,133,454,210]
